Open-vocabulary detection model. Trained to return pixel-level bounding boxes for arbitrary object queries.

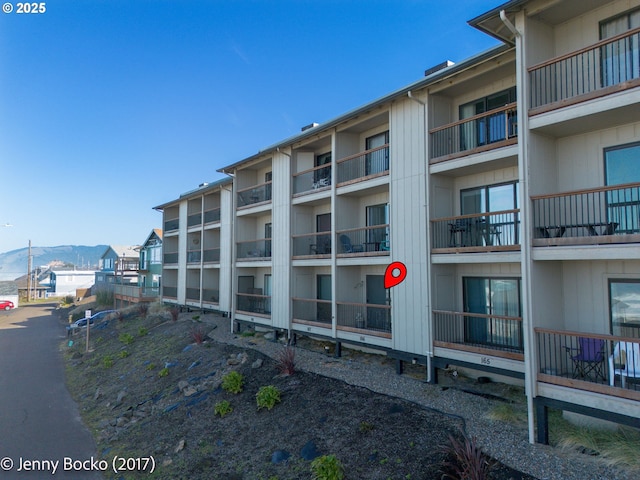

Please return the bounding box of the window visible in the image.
[610,280,640,338]
[605,142,640,234]
[600,8,640,87]
[264,274,272,314]
[365,131,389,175]
[366,203,389,249]
[459,87,516,150]
[314,152,332,185]
[264,222,272,257]
[463,277,522,350]
[265,171,273,201]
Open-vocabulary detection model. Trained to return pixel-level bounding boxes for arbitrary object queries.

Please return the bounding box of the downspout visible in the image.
[407,90,432,382]
[500,10,521,39]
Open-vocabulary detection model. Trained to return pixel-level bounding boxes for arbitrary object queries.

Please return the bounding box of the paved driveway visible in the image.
[0,304,103,479]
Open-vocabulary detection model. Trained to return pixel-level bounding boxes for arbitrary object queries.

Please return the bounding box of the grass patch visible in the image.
[485,404,526,425]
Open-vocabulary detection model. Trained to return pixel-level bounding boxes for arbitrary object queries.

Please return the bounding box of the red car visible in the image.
[0,300,15,310]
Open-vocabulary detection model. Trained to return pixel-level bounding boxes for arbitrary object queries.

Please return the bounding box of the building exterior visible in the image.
[114,230,163,306]
[156,0,640,443]
[154,178,233,314]
[95,245,140,296]
[48,270,97,298]
[0,281,19,307]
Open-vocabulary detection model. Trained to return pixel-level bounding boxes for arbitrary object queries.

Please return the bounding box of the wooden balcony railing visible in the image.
[236,293,271,315]
[336,301,391,337]
[336,225,390,256]
[236,239,271,260]
[336,145,389,186]
[433,310,524,360]
[204,207,221,224]
[536,328,640,401]
[237,181,272,208]
[531,182,640,246]
[293,164,332,195]
[431,210,520,253]
[292,232,332,258]
[429,103,517,163]
[292,298,332,327]
[529,27,640,114]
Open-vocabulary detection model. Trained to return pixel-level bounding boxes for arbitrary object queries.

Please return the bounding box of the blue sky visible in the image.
[0,0,501,254]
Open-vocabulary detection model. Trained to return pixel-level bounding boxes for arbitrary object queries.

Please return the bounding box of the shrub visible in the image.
[256,385,281,411]
[138,327,148,337]
[221,371,244,394]
[310,455,344,480]
[119,333,135,345]
[146,363,156,371]
[137,302,149,318]
[95,289,113,307]
[192,314,200,321]
[118,350,129,359]
[158,367,169,377]
[440,432,495,480]
[62,295,75,306]
[102,355,114,368]
[214,400,233,417]
[190,326,207,345]
[169,306,180,322]
[275,345,296,375]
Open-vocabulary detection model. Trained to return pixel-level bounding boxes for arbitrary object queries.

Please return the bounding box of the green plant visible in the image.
[119,333,135,345]
[240,331,255,337]
[310,454,344,480]
[138,327,148,336]
[256,385,281,410]
[118,350,130,359]
[221,371,244,394]
[275,345,296,375]
[102,355,114,368]
[440,431,495,480]
[359,421,375,433]
[146,363,156,371]
[95,289,114,307]
[158,367,169,377]
[214,400,233,417]
[192,314,200,321]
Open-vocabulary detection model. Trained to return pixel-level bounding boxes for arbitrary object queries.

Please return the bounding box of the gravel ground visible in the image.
[203,313,631,480]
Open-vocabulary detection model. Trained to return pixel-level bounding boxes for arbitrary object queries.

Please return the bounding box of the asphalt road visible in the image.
[0,304,103,479]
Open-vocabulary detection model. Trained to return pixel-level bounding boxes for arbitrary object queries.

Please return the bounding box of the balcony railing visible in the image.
[336,145,389,185]
[336,225,390,256]
[164,218,179,232]
[187,212,202,228]
[431,210,520,252]
[433,310,524,358]
[430,103,517,162]
[531,183,640,246]
[236,293,271,315]
[187,250,201,264]
[292,232,332,257]
[536,329,640,400]
[236,239,271,260]
[202,289,219,303]
[164,252,178,264]
[204,207,221,224]
[336,302,391,337]
[203,248,220,263]
[237,182,272,208]
[163,286,177,298]
[114,285,160,299]
[292,298,332,326]
[186,288,201,301]
[529,27,640,113]
[293,164,332,195]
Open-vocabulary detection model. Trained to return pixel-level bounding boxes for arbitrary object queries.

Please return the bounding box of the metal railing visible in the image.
[536,329,640,394]
[336,225,390,255]
[336,302,391,335]
[203,248,220,263]
[430,103,517,161]
[431,210,520,250]
[236,293,271,315]
[292,232,332,257]
[236,239,272,259]
[114,285,160,299]
[163,286,177,298]
[292,298,332,326]
[204,207,221,224]
[187,250,201,264]
[433,310,523,354]
[529,27,640,111]
[531,183,640,241]
[164,252,178,264]
[164,218,179,232]
[187,212,202,228]
[293,164,332,195]
[202,289,219,303]
[186,288,200,301]
[336,145,389,185]
[237,182,272,208]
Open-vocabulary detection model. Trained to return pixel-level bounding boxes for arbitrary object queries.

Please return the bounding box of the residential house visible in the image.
[0,281,19,307]
[95,245,140,296]
[48,270,97,298]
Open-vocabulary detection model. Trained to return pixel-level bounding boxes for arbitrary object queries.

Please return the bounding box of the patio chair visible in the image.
[565,337,606,382]
[340,234,364,253]
[609,341,640,388]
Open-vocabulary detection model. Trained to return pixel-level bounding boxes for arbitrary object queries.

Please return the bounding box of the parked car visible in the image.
[67,310,116,330]
[0,300,15,310]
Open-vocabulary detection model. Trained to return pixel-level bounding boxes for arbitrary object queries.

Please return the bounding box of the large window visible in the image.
[459,87,516,150]
[605,142,640,234]
[600,8,640,87]
[365,131,389,175]
[610,280,640,338]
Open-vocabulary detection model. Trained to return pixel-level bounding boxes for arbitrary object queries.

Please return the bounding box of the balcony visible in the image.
[433,310,524,360]
[186,288,201,301]
[204,207,221,224]
[236,239,271,260]
[430,104,518,163]
[431,210,520,253]
[531,183,640,247]
[187,212,202,228]
[293,164,332,196]
[203,248,220,263]
[237,182,272,208]
[336,225,390,257]
[292,232,332,258]
[336,145,389,186]
[336,302,391,338]
[529,27,640,114]
[164,218,179,232]
[187,250,201,264]
[163,286,177,298]
[536,329,640,401]
[292,298,332,327]
[114,284,160,300]
[163,252,178,265]
[202,289,219,304]
[236,293,271,316]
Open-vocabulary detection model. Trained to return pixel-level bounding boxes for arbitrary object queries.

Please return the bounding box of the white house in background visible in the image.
[48,270,97,297]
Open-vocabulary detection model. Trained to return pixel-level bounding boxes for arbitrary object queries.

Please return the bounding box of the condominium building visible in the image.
[156,0,640,443]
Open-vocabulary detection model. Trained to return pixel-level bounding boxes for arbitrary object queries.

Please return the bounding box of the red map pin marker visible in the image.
[384,262,407,289]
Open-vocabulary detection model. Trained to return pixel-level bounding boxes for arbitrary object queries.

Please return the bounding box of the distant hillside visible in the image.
[0,245,108,281]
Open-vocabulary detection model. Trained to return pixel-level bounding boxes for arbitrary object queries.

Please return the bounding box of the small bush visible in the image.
[137,303,149,319]
[214,400,233,417]
[158,367,169,377]
[440,432,495,480]
[138,327,148,337]
[119,333,135,345]
[118,350,130,359]
[256,385,281,411]
[102,355,114,368]
[221,371,244,394]
[62,295,75,306]
[310,454,344,480]
[146,363,156,371]
[192,314,200,321]
[190,326,207,345]
[95,289,114,307]
[275,345,296,375]
[169,306,180,322]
